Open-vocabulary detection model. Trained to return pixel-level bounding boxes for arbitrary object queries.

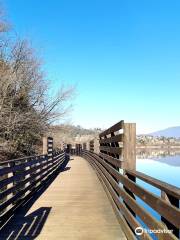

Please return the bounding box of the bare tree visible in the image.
[0,21,74,158]
[0,7,9,32]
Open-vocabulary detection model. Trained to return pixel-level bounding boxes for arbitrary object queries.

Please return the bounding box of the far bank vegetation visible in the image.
[49,125,101,149]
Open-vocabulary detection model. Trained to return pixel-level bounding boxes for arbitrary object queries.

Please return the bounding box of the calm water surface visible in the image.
[137,152,180,187]
[135,150,180,239]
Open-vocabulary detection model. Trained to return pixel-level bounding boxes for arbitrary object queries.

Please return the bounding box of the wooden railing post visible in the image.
[86,141,89,151]
[90,140,94,152]
[80,144,82,155]
[94,138,100,154]
[123,123,136,171]
[75,144,82,155]
[161,191,179,238]
[47,137,53,159]
[66,144,72,154]
[83,143,87,150]
[123,123,136,218]
[43,136,48,154]
[47,137,53,173]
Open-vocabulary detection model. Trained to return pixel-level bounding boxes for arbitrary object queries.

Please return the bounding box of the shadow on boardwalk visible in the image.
[0,159,69,240]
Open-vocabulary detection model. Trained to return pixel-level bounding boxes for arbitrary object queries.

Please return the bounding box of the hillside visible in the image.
[148,126,180,138]
[49,125,102,148]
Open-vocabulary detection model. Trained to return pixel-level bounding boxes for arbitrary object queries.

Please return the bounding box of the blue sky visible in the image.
[5,0,180,133]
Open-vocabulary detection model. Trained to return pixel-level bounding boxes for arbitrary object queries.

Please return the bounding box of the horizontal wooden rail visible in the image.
[99,152,123,168]
[0,156,48,177]
[99,146,123,155]
[0,154,64,202]
[99,134,124,144]
[0,154,46,166]
[94,152,179,228]
[0,150,66,224]
[82,150,180,240]
[99,120,124,138]
[125,169,180,200]
[67,120,180,239]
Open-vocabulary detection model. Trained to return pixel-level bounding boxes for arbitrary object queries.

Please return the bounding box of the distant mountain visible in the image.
[148,126,180,138]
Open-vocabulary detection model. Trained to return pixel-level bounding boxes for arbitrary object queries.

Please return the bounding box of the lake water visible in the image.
[135,149,180,239]
[137,150,180,187]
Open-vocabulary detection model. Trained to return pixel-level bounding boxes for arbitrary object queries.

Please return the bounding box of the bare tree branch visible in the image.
[0,13,75,158]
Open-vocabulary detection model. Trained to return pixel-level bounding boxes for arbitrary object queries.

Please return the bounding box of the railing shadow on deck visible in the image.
[0,158,70,240]
[0,207,51,240]
[61,166,71,172]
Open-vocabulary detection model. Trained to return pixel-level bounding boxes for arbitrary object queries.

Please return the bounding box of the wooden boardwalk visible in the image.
[1,121,179,239]
[0,156,126,240]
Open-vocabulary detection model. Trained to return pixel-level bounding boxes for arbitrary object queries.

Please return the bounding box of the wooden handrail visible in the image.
[82,150,180,240]
[99,120,124,137]
[95,152,179,227]
[0,150,66,224]
[0,154,46,166]
[125,169,180,199]
[99,133,124,144]
[81,120,180,240]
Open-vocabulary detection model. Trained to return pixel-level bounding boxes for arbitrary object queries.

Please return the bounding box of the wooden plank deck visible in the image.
[0,156,126,240]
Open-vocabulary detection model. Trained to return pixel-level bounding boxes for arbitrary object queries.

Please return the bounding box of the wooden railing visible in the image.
[82,121,180,240]
[89,140,94,152]
[0,149,66,225]
[66,144,82,155]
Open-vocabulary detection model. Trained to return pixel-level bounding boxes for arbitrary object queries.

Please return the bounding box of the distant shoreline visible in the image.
[137,145,180,149]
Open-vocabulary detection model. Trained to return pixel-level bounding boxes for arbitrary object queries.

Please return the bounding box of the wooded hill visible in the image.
[49,125,102,148]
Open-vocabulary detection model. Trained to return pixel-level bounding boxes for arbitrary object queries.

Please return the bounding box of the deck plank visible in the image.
[0,156,126,240]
